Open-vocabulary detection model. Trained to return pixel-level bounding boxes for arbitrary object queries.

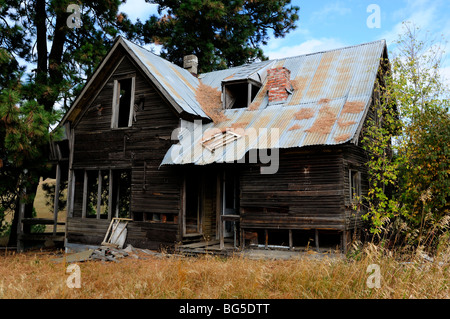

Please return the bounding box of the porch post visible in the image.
[96,170,102,219]
[289,229,293,250]
[265,229,269,250]
[82,170,88,218]
[219,215,224,250]
[53,163,61,235]
[315,229,320,252]
[17,187,26,252]
[108,169,113,220]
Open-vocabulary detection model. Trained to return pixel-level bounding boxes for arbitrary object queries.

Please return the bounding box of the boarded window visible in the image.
[112,76,135,128]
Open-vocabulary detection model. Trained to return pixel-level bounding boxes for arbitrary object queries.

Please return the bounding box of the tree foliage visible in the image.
[0,0,137,239]
[139,0,300,72]
[0,1,299,240]
[0,49,60,233]
[360,73,402,235]
[1,0,141,112]
[361,23,450,250]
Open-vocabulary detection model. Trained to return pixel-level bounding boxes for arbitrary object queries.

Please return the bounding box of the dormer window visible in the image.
[111,75,135,128]
[222,80,261,109]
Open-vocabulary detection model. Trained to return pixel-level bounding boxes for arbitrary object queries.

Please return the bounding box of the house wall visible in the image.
[64,47,383,251]
[239,147,348,231]
[342,144,369,230]
[67,51,183,249]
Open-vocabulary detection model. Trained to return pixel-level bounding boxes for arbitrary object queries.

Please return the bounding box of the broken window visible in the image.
[349,170,361,203]
[111,170,131,219]
[111,76,135,128]
[222,81,261,109]
[133,212,177,224]
[85,170,109,219]
[75,169,131,219]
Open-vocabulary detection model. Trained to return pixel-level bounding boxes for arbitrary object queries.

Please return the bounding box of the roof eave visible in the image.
[58,36,124,127]
[58,36,211,128]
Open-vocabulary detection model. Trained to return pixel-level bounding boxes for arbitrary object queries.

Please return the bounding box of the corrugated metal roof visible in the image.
[122,38,208,118]
[161,39,386,166]
[199,60,274,88]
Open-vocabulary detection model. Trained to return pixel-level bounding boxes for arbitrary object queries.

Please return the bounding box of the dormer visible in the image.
[220,65,294,110]
[222,79,262,109]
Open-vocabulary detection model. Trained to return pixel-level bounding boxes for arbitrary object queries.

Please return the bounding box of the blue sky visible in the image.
[120,0,450,82]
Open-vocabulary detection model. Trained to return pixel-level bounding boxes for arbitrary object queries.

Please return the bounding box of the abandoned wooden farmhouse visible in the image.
[20,37,391,253]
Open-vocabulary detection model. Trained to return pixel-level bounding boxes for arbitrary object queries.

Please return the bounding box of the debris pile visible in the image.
[89,245,137,262]
[52,244,169,263]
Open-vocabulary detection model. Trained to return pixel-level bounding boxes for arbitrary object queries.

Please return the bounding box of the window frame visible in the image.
[349,169,361,204]
[111,74,136,129]
[222,79,261,110]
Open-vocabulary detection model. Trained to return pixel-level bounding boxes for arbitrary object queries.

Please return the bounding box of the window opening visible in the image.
[349,170,361,203]
[112,76,135,128]
[78,169,131,219]
[223,81,261,109]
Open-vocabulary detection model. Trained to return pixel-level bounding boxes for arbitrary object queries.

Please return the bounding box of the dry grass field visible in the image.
[0,244,449,299]
[1,180,449,299]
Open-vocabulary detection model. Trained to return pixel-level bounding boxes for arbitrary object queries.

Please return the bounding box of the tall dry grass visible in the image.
[0,244,449,299]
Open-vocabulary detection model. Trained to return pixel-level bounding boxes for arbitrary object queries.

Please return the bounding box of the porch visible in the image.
[178,213,351,256]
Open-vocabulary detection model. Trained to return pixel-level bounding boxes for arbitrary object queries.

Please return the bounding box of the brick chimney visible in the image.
[266,67,292,103]
[183,55,198,75]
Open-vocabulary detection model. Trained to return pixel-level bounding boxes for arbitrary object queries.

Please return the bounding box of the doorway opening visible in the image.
[184,171,202,236]
[222,170,240,238]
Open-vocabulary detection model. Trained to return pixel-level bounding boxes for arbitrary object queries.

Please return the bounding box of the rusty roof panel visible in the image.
[159,40,386,166]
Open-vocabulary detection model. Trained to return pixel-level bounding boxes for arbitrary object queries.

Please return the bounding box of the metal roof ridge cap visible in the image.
[200,39,386,80]
[123,37,199,83]
[199,59,273,78]
[120,37,164,59]
[264,39,387,62]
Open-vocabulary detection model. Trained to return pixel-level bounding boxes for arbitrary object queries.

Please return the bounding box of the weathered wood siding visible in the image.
[239,147,348,231]
[201,169,218,239]
[69,51,182,247]
[342,144,369,230]
[73,55,179,168]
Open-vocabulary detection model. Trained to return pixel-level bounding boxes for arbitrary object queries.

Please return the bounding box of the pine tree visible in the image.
[139,0,300,72]
[0,0,138,243]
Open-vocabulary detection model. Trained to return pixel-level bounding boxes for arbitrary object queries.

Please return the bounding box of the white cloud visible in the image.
[264,27,310,51]
[119,0,159,22]
[311,2,352,21]
[382,0,438,45]
[266,38,348,60]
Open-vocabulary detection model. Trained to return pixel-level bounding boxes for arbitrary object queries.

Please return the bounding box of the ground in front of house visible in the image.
[0,247,448,299]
